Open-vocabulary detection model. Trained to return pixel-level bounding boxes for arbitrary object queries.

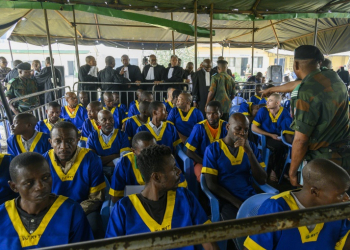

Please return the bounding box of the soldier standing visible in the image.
[289,45,350,186]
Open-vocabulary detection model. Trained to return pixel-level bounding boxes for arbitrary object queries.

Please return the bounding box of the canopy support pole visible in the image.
[314,19,318,46]
[171,12,175,55]
[209,4,214,62]
[72,7,81,72]
[43,9,58,99]
[194,0,198,70]
[276,47,279,65]
[8,40,14,63]
[251,21,255,77]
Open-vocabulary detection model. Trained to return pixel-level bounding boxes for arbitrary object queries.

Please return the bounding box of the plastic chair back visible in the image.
[229,105,241,117]
[177,144,197,196]
[235,193,276,250]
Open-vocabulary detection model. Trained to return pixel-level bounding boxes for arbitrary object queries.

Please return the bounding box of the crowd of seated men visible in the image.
[2,52,350,250]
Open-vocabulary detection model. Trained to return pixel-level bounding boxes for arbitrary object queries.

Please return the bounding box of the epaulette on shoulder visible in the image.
[8,78,18,84]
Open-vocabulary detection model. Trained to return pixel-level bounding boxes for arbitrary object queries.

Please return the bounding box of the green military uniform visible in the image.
[290,67,350,171]
[209,72,236,114]
[5,77,39,112]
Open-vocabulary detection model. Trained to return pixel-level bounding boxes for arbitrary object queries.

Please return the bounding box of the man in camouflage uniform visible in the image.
[289,45,350,186]
[0,57,11,83]
[5,62,39,114]
[206,60,236,121]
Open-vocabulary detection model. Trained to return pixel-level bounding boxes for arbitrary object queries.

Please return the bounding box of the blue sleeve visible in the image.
[88,153,106,193]
[167,108,176,124]
[35,122,40,132]
[86,134,97,152]
[109,157,128,197]
[249,141,265,168]
[281,112,294,135]
[171,125,181,147]
[120,131,131,153]
[119,109,127,129]
[239,103,249,115]
[244,199,283,250]
[69,201,94,242]
[82,108,88,120]
[7,137,15,156]
[197,110,204,122]
[124,119,133,140]
[105,199,127,238]
[80,120,89,141]
[185,124,202,152]
[128,105,135,117]
[253,108,265,127]
[201,145,218,176]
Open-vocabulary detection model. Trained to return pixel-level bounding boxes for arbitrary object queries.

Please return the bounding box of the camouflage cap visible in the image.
[16,62,31,70]
[294,45,324,61]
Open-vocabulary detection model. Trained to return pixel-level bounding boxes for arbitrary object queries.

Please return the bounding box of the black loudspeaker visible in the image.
[266,65,282,83]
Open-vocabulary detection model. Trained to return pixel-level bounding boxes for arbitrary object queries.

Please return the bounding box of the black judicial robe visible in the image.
[192,70,213,116]
[142,64,166,83]
[35,66,62,104]
[115,64,143,84]
[211,66,233,77]
[4,68,18,83]
[163,66,184,83]
[78,64,99,90]
[183,70,195,80]
[98,66,123,91]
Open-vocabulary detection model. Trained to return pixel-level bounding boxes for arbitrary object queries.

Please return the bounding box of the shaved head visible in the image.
[15,113,38,126]
[88,101,103,110]
[103,92,113,99]
[179,92,192,103]
[229,113,249,125]
[98,109,112,119]
[65,92,76,99]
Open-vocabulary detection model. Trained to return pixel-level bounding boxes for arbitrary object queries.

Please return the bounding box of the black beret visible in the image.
[294,45,324,61]
[17,62,31,70]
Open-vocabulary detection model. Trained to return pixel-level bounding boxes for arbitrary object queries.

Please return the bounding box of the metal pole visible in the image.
[209,4,214,62]
[313,19,318,46]
[276,46,279,65]
[171,12,175,55]
[72,6,81,70]
[8,40,14,63]
[252,21,255,76]
[0,86,13,124]
[43,9,58,100]
[194,0,198,70]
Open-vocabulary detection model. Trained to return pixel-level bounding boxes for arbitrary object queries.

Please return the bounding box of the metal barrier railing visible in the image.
[235,82,283,100]
[152,82,190,102]
[37,201,350,250]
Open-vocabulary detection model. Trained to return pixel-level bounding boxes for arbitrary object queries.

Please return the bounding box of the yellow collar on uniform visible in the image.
[131,116,150,127]
[48,148,90,181]
[254,95,262,100]
[90,119,100,132]
[44,119,64,131]
[5,196,68,248]
[218,139,244,165]
[16,132,43,153]
[127,153,145,185]
[64,105,80,118]
[201,119,224,143]
[267,106,283,123]
[145,122,168,141]
[103,106,116,114]
[178,107,195,121]
[129,190,176,232]
[271,191,324,243]
[98,129,119,150]
[166,101,174,108]
[135,101,140,112]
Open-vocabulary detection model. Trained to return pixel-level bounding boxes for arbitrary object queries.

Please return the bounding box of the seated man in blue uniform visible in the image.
[43,121,106,239]
[106,144,218,250]
[35,101,67,134]
[172,89,183,107]
[163,87,175,113]
[136,101,181,152]
[103,92,127,129]
[123,101,151,140]
[202,113,267,220]
[128,88,143,107]
[61,92,88,131]
[0,154,17,205]
[109,131,187,203]
[185,101,228,182]
[128,91,153,117]
[252,93,294,182]
[87,110,130,179]
[249,84,262,105]
[112,92,128,115]
[8,113,51,156]
[258,83,274,105]
[244,159,350,250]
[238,102,261,124]
[167,92,204,143]
[1,152,93,249]
[81,101,103,142]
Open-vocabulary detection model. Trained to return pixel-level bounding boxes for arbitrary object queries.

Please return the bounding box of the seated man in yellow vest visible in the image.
[43,121,106,239]
[1,152,93,249]
[35,101,68,134]
[60,92,88,131]
[8,113,51,156]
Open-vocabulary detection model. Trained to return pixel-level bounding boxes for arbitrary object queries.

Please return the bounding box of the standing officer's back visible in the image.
[289,45,350,185]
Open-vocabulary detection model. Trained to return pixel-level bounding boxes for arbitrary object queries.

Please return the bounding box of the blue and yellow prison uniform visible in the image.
[109,152,187,198]
[60,104,88,131]
[0,154,17,205]
[185,119,227,158]
[43,148,106,203]
[136,121,182,151]
[106,187,210,250]
[163,100,174,114]
[244,190,350,250]
[0,195,94,249]
[258,97,268,105]
[202,139,265,201]
[118,103,128,115]
[35,118,68,134]
[239,102,254,116]
[81,119,100,142]
[7,132,51,156]
[283,100,291,113]
[253,106,294,136]
[87,129,131,158]
[123,116,150,140]
[250,95,262,105]
[167,107,204,137]
[103,105,127,129]
[128,101,140,117]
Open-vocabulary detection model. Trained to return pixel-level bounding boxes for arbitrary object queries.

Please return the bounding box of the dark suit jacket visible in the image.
[163,66,184,82]
[142,64,165,82]
[192,69,213,115]
[98,66,123,91]
[78,64,98,92]
[115,64,143,83]
[338,69,350,85]
[35,66,62,104]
